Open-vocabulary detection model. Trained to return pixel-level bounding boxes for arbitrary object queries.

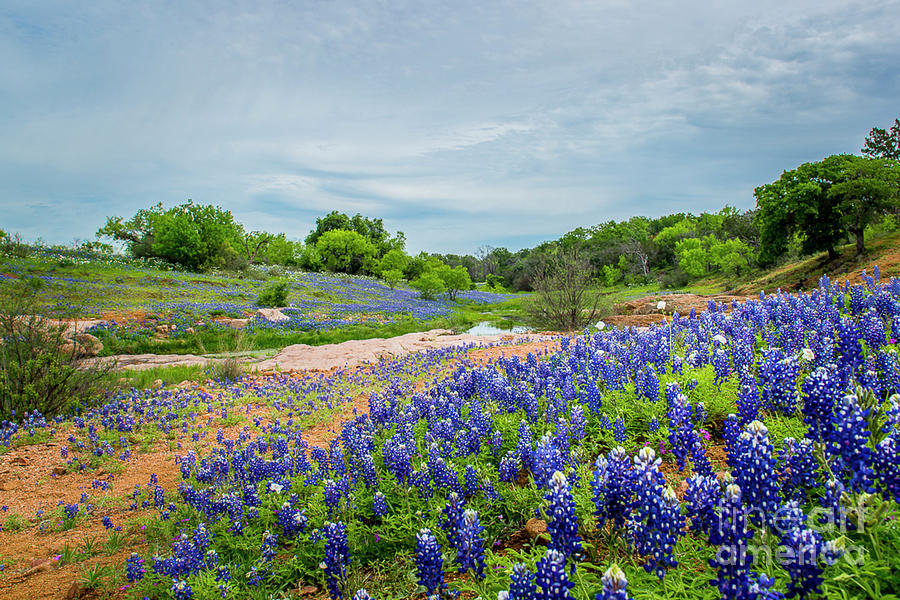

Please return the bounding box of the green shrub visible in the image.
[411,272,445,300]
[381,269,403,289]
[0,278,112,420]
[256,280,289,307]
[203,357,244,383]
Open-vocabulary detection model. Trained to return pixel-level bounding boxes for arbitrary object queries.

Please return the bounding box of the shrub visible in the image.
[256,280,290,307]
[0,230,30,258]
[525,247,606,331]
[0,278,112,420]
[381,269,404,290]
[411,272,446,300]
[203,357,244,383]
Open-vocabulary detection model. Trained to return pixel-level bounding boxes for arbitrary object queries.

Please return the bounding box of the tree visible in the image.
[828,155,900,255]
[710,238,753,275]
[379,249,410,275]
[526,247,603,331]
[754,157,847,263]
[411,271,445,300]
[315,229,377,274]
[305,210,405,258]
[674,238,709,278]
[381,269,403,289]
[862,118,900,160]
[435,265,472,301]
[97,201,246,271]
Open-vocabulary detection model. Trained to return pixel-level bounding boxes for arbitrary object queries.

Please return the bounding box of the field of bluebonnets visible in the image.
[3,265,900,599]
[0,247,514,355]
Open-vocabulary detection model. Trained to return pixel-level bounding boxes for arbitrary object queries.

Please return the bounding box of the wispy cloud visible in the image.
[1,0,898,253]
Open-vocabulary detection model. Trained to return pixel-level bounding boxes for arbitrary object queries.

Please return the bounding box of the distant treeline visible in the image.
[81,117,900,292]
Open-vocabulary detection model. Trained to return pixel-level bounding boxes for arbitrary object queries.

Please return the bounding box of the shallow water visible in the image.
[465,321,532,335]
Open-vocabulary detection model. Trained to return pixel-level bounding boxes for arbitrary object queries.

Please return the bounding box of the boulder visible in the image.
[255,308,290,322]
[73,333,102,357]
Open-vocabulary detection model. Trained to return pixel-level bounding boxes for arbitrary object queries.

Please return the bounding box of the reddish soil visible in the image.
[0,338,563,600]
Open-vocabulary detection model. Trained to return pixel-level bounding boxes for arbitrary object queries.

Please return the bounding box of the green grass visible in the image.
[117,364,206,388]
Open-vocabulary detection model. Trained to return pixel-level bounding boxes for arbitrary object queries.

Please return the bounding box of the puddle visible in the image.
[465,321,532,336]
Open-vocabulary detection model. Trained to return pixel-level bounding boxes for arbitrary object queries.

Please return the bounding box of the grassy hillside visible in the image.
[0,247,516,355]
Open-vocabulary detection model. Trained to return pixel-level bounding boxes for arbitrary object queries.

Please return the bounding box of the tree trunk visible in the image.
[855,229,866,256]
[827,246,838,261]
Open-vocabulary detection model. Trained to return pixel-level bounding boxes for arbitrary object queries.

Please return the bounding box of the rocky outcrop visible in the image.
[90,329,549,373]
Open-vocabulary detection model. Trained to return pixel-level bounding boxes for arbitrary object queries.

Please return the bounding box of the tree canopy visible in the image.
[755,154,900,262]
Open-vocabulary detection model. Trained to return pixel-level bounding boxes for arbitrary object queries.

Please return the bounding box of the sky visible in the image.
[2,1,899,255]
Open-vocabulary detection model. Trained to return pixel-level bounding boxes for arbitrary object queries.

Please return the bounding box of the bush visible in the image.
[256,280,290,307]
[525,248,606,331]
[381,269,403,289]
[203,357,244,383]
[411,272,446,300]
[0,230,30,258]
[0,278,112,420]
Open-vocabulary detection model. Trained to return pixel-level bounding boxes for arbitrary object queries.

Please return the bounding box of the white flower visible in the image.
[713,334,727,345]
[269,482,283,494]
[595,320,606,331]
[800,348,815,361]
[656,300,667,311]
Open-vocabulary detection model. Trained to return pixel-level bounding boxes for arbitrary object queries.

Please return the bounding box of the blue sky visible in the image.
[2,1,899,254]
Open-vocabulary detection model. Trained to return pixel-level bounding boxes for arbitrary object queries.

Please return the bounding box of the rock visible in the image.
[11,456,29,466]
[525,518,547,540]
[59,342,77,356]
[63,580,84,600]
[73,333,102,357]
[255,308,289,322]
[0,478,21,491]
[155,325,169,337]
[23,559,54,577]
[297,585,319,596]
[52,466,67,476]
[175,380,195,390]
[185,327,195,334]
[152,379,164,389]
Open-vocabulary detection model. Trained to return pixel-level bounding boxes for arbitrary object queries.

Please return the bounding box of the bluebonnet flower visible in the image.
[591,448,634,532]
[544,471,582,559]
[684,474,720,536]
[415,528,445,597]
[352,590,373,600]
[736,383,760,426]
[758,349,800,414]
[777,438,819,502]
[708,484,758,600]
[595,564,632,600]
[732,421,779,522]
[533,434,565,490]
[801,367,841,442]
[172,579,192,600]
[373,491,388,517]
[503,563,537,600]
[324,479,341,513]
[613,417,626,443]
[874,434,900,502]
[457,509,486,579]
[627,448,684,579]
[322,521,351,600]
[125,552,145,582]
[780,526,842,599]
[534,548,574,600]
[499,452,520,483]
[829,393,874,493]
[440,492,465,550]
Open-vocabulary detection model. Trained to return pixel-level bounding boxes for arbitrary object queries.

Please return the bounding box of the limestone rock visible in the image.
[525,518,548,540]
[255,308,289,322]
